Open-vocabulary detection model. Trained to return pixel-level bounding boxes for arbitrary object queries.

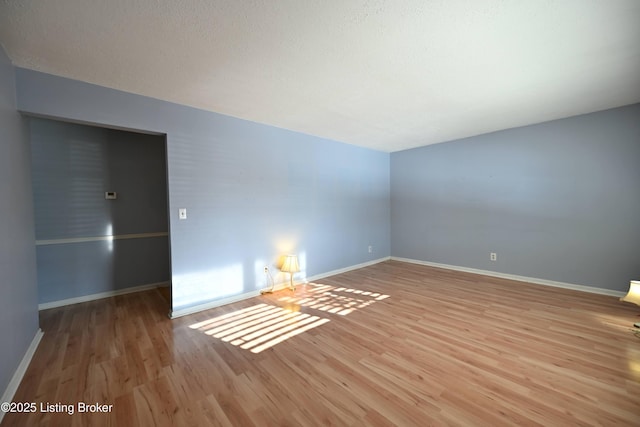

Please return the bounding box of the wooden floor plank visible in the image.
[2,260,640,426]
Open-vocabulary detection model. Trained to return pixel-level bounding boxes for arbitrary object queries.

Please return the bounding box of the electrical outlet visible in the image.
[490,252,497,261]
[264,266,269,273]
[368,245,373,253]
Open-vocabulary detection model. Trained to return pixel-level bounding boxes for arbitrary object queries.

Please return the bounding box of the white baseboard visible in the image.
[304,257,391,283]
[170,290,264,319]
[169,257,391,319]
[391,257,625,298]
[0,329,44,424]
[38,281,170,310]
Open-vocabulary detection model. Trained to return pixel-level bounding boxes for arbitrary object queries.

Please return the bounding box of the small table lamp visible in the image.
[620,280,640,328]
[281,254,300,291]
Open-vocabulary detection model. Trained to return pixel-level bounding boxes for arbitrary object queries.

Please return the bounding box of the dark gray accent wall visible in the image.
[16,69,391,313]
[30,118,170,303]
[391,104,640,292]
[0,48,39,395]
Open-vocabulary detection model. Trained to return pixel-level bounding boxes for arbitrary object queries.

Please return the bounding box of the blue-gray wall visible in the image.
[30,118,170,303]
[16,69,391,313]
[391,104,640,292]
[0,48,39,396]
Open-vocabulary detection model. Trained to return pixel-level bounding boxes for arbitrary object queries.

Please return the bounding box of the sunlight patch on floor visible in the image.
[277,283,389,315]
[189,303,329,353]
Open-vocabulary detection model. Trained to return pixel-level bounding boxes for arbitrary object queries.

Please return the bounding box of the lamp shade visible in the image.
[281,254,300,273]
[620,280,640,305]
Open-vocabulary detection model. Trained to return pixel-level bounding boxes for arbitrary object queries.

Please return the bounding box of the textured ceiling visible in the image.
[1,1,639,152]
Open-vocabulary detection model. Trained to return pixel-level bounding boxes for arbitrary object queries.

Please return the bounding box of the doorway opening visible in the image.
[29,117,171,312]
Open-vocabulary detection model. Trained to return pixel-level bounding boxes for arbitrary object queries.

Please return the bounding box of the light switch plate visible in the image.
[179,208,187,219]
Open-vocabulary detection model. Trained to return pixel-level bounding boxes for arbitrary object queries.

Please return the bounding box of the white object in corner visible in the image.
[0,329,43,424]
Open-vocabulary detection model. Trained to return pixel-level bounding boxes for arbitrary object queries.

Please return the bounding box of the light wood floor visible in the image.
[3,261,640,426]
